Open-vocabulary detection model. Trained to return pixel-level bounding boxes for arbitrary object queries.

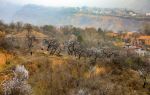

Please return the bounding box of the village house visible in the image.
[137,36,150,46]
[121,32,135,46]
[105,31,150,56]
[146,13,150,16]
[129,12,137,16]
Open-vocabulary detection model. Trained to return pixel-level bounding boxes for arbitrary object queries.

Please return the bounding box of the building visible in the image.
[121,32,134,39]
[129,12,137,16]
[137,36,150,46]
[146,13,150,16]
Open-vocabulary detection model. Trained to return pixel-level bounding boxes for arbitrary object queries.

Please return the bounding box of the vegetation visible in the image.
[0,21,150,95]
[142,24,150,35]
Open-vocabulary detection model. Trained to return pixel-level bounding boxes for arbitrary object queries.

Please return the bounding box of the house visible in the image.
[129,12,137,16]
[121,32,134,40]
[146,13,150,16]
[120,32,135,45]
[137,36,150,46]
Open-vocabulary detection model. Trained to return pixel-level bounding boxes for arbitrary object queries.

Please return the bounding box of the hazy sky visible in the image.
[6,0,121,7]
[5,0,150,11]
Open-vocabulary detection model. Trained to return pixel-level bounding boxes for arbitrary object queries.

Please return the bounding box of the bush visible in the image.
[1,65,32,95]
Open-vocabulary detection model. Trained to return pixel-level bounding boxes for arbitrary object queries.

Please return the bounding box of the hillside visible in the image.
[0,20,150,95]
[0,51,149,95]
[70,14,149,31]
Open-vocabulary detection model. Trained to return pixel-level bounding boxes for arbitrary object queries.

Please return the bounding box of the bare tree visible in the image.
[16,22,23,32]
[24,24,34,54]
[65,39,85,59]
[45,38,61,55]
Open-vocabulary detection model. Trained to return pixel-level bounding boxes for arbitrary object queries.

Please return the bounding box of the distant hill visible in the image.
[0,2,150,31]
[13,5,78,25]
[69,14,148,32]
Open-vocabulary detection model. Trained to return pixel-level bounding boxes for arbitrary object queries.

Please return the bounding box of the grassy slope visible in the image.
[0,51,149,95]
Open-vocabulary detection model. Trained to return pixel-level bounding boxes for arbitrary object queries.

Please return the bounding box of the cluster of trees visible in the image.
[0,21,25,33]
[0,20,43,34]
[0,21,112,53]
[64,39,119,62]
[0,21,37,51]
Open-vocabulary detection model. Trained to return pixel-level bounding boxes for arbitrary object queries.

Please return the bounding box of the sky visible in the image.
[6,0,120,7]
[4,0,150,11]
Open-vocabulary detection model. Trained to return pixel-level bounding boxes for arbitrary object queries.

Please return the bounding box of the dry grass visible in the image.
[0,51,149,95]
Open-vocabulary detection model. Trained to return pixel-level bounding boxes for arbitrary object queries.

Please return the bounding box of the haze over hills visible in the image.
[0,1,150,31]
[5,0,150,12]
[0,1,21,22]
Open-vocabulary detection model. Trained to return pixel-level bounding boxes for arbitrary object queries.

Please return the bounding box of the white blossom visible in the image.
[2,65,32,95]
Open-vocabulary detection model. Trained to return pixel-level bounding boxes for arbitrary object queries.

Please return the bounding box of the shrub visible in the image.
[1,65,32,95]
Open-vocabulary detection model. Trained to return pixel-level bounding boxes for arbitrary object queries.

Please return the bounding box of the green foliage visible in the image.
[77,35,84,43]
[97,27,103,34]
[72,27,82,36]
[43,25,54,32]
[125,57,133,67]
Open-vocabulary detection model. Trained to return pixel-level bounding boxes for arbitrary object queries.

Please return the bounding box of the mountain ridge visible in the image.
[0,3,150,31]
